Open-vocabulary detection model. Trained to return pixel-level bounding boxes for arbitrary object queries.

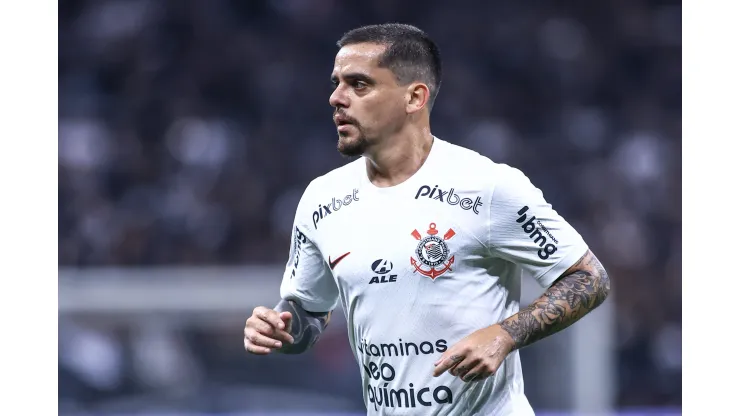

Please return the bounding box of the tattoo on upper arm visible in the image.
[500,250,610,350]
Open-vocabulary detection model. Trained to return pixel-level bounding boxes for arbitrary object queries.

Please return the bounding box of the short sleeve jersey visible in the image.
[280,138,589,416]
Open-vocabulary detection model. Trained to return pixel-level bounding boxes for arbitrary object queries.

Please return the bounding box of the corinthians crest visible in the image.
[410,222,456,280]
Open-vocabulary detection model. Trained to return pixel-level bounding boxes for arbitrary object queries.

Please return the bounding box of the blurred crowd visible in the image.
[58,0,681,412]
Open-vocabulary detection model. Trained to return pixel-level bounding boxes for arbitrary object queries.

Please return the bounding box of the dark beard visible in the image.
[337,134,369,157]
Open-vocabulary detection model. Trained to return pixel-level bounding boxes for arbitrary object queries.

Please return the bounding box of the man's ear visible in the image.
[406,83,430,114]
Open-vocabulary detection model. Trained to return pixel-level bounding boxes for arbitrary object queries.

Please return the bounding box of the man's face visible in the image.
[330,43,407,157]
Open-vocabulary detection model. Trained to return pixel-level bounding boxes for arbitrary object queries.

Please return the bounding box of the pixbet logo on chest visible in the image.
[312,188,359,229]
[415,185,483,214]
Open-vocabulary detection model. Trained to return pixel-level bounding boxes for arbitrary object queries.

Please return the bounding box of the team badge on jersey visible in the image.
[410,222,455,280]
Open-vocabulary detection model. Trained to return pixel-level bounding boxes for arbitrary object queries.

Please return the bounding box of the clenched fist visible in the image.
[244,306,295,355]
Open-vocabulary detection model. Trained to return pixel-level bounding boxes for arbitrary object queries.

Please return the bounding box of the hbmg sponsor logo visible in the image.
[359,338,454,411]
[415,185,483,214]
[516,206,559,259]
[312,188,359,229]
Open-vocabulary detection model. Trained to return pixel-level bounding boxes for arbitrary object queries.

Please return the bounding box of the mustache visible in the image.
[334,112,359,125]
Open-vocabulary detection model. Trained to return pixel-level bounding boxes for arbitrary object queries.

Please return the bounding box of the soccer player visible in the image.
[243,23,611,415]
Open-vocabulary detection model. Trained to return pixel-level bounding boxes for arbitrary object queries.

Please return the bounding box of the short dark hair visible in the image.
[337,23,442,111]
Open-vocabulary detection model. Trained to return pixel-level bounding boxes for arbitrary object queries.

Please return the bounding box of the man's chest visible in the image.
[313,192,490,294]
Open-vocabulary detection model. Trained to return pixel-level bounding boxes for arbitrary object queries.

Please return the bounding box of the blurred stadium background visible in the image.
[58,0,681,415]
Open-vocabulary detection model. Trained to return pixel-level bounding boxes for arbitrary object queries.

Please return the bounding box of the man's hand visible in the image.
[243,306,295,355]
[433,325,515,382]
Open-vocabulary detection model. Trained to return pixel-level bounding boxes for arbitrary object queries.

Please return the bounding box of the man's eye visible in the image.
[353,81,367,89]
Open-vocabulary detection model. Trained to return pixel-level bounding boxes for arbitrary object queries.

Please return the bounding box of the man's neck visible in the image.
[364,127,434,188]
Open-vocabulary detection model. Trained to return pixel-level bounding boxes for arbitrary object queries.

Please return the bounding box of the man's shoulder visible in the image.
[300,157,364,202]
[309,157,364,188]
[434,138,526,184]
[293,159,363,231]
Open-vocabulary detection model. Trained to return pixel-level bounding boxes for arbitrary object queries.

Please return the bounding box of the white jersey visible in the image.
[280,138,588,416]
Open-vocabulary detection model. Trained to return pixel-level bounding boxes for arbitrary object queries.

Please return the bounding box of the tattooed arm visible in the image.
[499,250,610,350]
[432,250,610,380]
[433,167,611,381]
[274,299,332,355]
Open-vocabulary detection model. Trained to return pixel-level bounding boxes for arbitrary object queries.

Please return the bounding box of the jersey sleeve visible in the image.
[487,165,589,288]
[279,181,340,312]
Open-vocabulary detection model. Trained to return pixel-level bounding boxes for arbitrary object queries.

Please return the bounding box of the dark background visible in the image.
[58,0,681,414]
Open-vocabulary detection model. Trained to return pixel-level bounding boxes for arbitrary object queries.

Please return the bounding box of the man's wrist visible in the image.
[490,323,517,352]
[274,299,330,355]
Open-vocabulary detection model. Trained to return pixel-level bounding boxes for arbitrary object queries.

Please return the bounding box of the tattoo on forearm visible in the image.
[500,250,610,350]
[274,299,331,355]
